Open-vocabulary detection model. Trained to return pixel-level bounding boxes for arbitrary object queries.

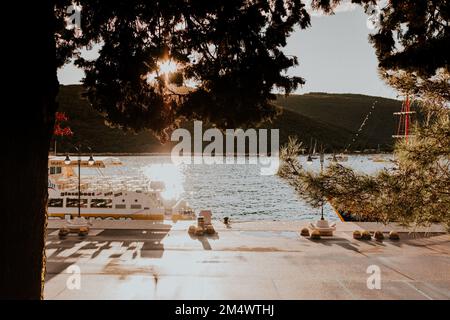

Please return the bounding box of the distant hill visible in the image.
[275,92,402,150]
[54,85,402,154]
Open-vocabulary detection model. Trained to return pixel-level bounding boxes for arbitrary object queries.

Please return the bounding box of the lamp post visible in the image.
[306,140,326,220]
[64,144,94,219]
[306,142,336,236]
[319,146,325,220]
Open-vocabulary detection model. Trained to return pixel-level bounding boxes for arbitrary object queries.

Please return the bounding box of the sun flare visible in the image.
[158,59,178,75]
[143,163,184,200]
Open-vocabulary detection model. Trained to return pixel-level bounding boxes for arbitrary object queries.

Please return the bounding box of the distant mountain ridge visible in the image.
[275,92,401,150]
[54,85,402,153]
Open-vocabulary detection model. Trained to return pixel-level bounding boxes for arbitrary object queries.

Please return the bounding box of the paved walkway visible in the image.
[44,220,450,300]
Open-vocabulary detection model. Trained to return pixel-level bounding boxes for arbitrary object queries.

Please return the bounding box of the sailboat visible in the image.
[370,144,386,163]
[392,96,415,141]
[370,97,414,163]
[328,153,349,162]
[310,138,318,160]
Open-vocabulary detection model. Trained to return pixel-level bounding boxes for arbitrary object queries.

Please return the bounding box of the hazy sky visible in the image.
[58,5,398,99]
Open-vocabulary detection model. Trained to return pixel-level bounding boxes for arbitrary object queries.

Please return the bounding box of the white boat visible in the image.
[328,154,349,162]
[47,156,194,221]
[370,155,388,163]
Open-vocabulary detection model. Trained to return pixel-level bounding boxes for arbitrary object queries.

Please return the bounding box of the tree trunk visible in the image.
[0,1,57,299]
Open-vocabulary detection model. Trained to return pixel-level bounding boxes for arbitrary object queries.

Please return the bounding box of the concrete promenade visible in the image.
[44,220,450,300]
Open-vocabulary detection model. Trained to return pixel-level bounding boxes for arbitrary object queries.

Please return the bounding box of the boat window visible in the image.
[66,198,88,208]
[90,199,113,208]
[131,204,142,209]
[48,199,63,207]
[115,204,126,209]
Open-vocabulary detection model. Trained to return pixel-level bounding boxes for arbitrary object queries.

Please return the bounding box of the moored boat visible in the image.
[48,156,194,220]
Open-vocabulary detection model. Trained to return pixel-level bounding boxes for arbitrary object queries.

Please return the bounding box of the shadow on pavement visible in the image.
[45,223,172,282]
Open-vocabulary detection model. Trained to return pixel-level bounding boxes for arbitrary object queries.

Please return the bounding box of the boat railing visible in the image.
[52,175,154,193]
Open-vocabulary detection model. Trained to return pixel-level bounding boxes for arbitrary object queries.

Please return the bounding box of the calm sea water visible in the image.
[88,155,394,222]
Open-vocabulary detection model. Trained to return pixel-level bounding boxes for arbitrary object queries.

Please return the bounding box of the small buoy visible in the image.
[361,230,372,240]
[205,225,216,235]
[188,225,196,235]
[389,231,400,240]
[374,231,384,241]
[300,228,310,237]
[310,230,321,240]
[353,230,362,239]
[194,227,204,236]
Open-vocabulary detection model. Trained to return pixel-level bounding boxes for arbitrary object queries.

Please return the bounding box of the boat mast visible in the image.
[393,96,415,142]
[309,137,313,156]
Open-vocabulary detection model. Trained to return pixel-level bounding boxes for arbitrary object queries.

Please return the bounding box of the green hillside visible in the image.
[54,85,402,154]
[275,93,402,150]
[56,85,170,153]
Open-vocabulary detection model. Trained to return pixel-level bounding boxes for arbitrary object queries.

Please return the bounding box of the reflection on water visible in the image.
[96,155,394,222]
[142,163,184,200]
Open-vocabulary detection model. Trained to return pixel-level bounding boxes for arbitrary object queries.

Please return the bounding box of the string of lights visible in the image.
[344,100,378,153]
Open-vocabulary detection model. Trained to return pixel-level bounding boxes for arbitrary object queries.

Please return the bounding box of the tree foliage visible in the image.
[55,0,316,140]
[279,70,450,229]
[55,1,449,139]
[279,0,450,228]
